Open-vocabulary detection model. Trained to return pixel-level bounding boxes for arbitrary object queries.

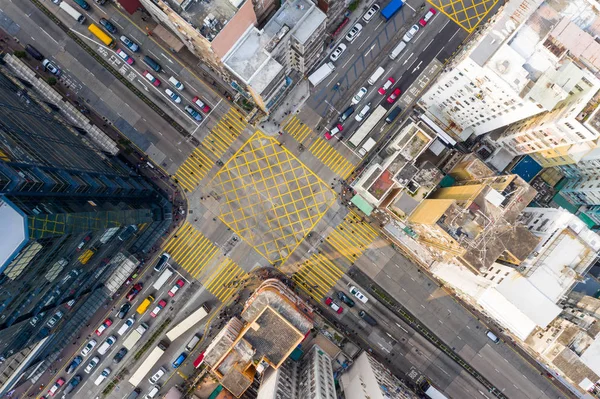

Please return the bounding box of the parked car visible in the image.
[143,71,161,87]
[168,76,184,91]
[116,302,131,319]
[75,235,91,251]
[42,59,60,75]
[324,297,343,314]
[63,375,81,395]
[81,339,97,357]
[150,299,167,318]
[84,356,100,373]
[65,356,83,374]
[387,88,401,103]
[95,318,113,336]
[403,24,420,42]
[330,43,347,62]
[192,96,211,113]
[126,283,143,301]
[419,8,437,26]
[345,23,363,43]
[113,347,128,364]
[351,87,368,105]
[324,124,343,140]
[378,77,395,95]
[165,88,181,104]
[362,4,380,22]
[148,367,166,384]
[46,310,64,328]
[119,35,139,52]
[116,48,134,65]
[336,291,355,307]
[168,279,185,297]
[184,105,202,121]
[99,18,117,34]
[47,377,65,396]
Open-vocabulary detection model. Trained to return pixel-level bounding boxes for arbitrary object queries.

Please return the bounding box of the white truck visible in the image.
[152,268,174,290]
[123,322,149,351]
[99,227,119,244]
[308,62,335,86]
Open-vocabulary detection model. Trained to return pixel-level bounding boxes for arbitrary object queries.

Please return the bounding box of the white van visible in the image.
[368,67,385,85]
[144,385,160,399]
[94,368,111,385]
[358,138,376,156]
[486,330,500,344]
[97,336,117,355]
[168,76,184,91]
[148,367,166,384]
[348,285,368,303]
[389,41,407,60]
[185,334,201,351]
[355,103,371,122]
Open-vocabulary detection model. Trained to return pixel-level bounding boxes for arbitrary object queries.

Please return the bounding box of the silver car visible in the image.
[403,24,420,42]
[330,43,347,62]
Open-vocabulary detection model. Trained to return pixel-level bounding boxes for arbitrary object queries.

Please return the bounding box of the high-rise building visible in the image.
[0,69,167,360]
[418,0,600,155]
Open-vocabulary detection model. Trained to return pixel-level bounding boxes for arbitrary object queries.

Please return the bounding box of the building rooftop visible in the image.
[167,0,239,41]
[0,198,26,272]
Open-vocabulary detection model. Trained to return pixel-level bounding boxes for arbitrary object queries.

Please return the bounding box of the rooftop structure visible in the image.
[204,279,313,397]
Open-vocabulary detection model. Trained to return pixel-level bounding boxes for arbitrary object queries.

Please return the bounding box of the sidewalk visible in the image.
[260,79,311,135]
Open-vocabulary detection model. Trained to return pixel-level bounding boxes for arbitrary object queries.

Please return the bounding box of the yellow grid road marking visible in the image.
[164,222,219,279]
[283,115,312,144]
[203,258,248,302]
[174,108,247,192]
[326,210,379,263]
[309,137,355,179]
[292,253,344,301]
[429,0,498,33]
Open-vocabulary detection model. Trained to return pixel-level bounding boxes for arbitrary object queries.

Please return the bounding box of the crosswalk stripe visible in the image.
[292,253,344,301]
[326,211,379,263]
[283,116,312,144]
[164,222,219,279]
[203,259,247,301]
[308,137,355,178]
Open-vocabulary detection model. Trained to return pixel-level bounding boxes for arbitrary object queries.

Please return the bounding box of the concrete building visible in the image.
[339,352,417,399]
[204,279,314,397]
[418,0,600,156]
[256,344,336,399]
[407,155,538,273]
[223,0,326,112]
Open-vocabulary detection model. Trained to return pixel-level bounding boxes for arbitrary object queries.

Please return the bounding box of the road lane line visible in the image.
[161,53,174,64]
[341,56,353,69]
[439,20,450,32]
[40,27,58,44]
[375,20,384,30]
[423,38,434,51]
[325,72,339,87]
[112,20,124,29]
[404,2,415,11]
[358,36,369,50]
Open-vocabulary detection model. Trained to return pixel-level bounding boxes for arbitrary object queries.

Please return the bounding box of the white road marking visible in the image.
[396,323,408,333]
[161,53,174,64]
[184,81,199,93]
[478,391,490,398]
[439,20,450,33]
[41,27,58,44]
[164,64,178,74]
[325,72,339,88]
[341,56,354,69]
[358,36,369,50]
[402,52,414,65]
[365,43,377,57]
[375,20,384,30]
[148,50,160,59]
[404,2,415,11]
[423,38,434,51]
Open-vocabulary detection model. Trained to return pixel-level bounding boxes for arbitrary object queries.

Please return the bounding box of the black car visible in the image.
[337,291,355,307]
[113,347,128,364]
[116,302,131,319]
[65,356,83,373]
[99,18,117,34]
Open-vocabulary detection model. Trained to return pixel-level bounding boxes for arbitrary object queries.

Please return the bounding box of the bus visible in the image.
[78,249,95,265]
[128,341,167,387]
[88,23,114,47]
[420,380,448,399]
[59,2,86,24]
[166,304,210,341]
[152,268,174,291]
[381,0,404,20]
[348,105,387,148]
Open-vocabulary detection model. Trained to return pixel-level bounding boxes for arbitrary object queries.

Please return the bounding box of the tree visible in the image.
[13,50,27,59]
[47,77,57,86]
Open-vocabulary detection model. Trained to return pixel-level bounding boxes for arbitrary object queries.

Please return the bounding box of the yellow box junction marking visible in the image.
[429,0,498,33]
[283,115,312,144]
[164,222,219,279]
[203,258,248,302]
[292,253,344,301]
[326,210,379,263]
[309,137,355,179]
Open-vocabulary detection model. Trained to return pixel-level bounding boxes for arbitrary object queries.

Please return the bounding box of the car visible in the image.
[378,77,395,95]
[355,103,371,122]
[336,291,355,307]
[168,76,184,91]
[118,317,135,335]
[192,96,211,113]
[95,318,113,336]
[116,48,134,65]
[165,89,181,104]
[113,347,128,364]
[65,356,83,374]
[184,105,202,122]
[339,106,355,122]
[403,24,420,42]
[419,8,437,26]
[46,310,63,328]
[143,71,161,87]
[81,339,97,357]
[149,367,166,384]
[42,59,60,75]
[84,356,100,374]
[168,279,185,297]
[97,336,117,355]
[387,88,401,103]
[362,4,380,22]
[150,299,167,318]
[52,0,61,3]
[126,283,143,301]
[63,375,81,395]
[75,235,91,252]
[345,23,363,43]
[47,377,65,396]
[329,43,347,62]
[65,299,76,309]
[325,297,343,314]
[324,124,343,140]
[116,302,131,319]
[119,35,139,52]
[351,87,368,105]
[95,368,111,386]
[99,18,117,34]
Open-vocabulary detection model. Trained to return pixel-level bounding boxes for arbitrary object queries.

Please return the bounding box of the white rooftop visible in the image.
[0,198,27,272]
[580,335,600,377]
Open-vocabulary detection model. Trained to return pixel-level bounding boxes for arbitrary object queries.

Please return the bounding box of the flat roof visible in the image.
[0,197,27,273]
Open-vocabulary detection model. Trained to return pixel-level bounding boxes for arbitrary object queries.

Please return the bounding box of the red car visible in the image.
[95,318,113,336]
[47,377,65,396]
[150,299,167,317]
[192,96,211,113]
[126,283,143,301]
[143,70,161,87]
[324,124,343,140]
[325,297,343,314]
[387,88,401,103]
[378,77,395,95]
[168,279,185,297]
[419,8,437,26]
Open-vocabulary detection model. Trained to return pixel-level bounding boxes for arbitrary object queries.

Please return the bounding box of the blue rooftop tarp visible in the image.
[510,155,542,182]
